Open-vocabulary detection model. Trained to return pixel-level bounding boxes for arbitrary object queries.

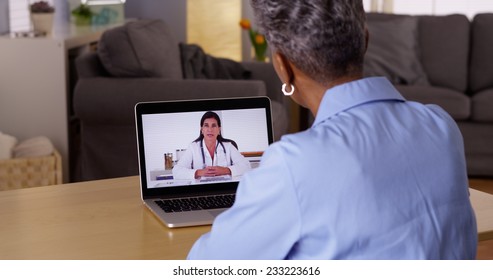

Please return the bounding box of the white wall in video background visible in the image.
[142,109,269,171]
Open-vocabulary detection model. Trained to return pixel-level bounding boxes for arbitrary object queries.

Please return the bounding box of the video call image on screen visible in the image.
[142,108,270,189]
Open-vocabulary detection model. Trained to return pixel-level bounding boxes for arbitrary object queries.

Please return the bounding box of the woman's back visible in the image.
[271,79,476,259]
[187,78,477,259]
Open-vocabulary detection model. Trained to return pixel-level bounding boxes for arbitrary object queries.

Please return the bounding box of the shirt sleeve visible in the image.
[187,143,302,259]
[172,143,198,180]
[227,143,252,177]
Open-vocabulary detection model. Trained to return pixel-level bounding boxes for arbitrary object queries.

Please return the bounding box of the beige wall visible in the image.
[187,0,242,61]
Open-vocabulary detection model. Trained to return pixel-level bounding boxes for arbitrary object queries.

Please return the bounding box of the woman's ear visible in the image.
[273,51,294,84]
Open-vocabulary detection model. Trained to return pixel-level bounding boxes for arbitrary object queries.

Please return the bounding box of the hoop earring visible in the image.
[282,83,294,96]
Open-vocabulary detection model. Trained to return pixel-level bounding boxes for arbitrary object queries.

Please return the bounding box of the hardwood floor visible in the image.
[469,177,493,260]
[476,239,493,260]
[469,177,493,195]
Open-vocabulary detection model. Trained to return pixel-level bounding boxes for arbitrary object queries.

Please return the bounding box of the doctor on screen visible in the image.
[172,111,251,180]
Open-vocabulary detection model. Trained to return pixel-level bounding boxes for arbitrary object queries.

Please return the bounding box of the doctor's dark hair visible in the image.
[250,0,366,85]
[194,111,238,149]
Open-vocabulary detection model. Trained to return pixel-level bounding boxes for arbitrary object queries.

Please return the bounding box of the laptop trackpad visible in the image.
[162,209,227,227]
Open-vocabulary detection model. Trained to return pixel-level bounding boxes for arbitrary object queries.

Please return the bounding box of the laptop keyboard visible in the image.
[155,194,235,213]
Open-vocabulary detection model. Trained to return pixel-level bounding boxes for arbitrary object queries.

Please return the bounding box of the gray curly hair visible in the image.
[250,0,366,85]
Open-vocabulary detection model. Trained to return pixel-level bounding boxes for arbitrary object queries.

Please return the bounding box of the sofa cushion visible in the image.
[418,14,469,92]
[395,85,471,120]
[364,15,429,86]
[471,89,493,122]
[457,122,493,176]
[470,14,493,93]
[98,19,183,79]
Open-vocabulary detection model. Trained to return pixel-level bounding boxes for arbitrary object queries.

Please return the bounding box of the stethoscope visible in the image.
[195,140,228,169]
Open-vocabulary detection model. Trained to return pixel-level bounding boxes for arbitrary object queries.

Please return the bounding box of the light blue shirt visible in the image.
[187,77,477,259]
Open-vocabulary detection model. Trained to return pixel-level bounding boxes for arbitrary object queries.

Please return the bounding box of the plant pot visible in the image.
[74,16,92,26]
[31,13,54,36]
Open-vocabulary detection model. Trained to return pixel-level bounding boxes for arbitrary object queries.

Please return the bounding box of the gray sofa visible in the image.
[365,13,493,177]
[72,20,288,182]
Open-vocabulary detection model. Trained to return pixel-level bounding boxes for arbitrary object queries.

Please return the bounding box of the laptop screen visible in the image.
[135,97,273,198]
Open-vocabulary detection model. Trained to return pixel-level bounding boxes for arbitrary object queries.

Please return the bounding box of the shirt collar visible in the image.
[201,139,220,153]
[313,77,406,127]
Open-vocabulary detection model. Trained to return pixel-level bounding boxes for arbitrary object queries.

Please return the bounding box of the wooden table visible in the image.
[470,188,493,241]
[0,176,208,259]
[0,176,492,259]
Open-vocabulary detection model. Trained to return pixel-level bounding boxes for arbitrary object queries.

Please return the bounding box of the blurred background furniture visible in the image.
[0,21,121,183]
[364,13,493,177]
[73,19,289,182]
[0,150,62,191]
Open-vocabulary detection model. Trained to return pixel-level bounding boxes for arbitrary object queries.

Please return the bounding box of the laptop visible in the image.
[135,96,274,227]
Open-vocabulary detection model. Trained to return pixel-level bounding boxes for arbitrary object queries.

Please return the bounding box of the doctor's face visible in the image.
[201,118,220,141]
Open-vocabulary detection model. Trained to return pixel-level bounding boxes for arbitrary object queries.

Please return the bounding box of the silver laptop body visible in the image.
[135,97,273,227]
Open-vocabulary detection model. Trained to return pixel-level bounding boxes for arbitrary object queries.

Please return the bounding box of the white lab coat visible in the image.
[172,140,251,180]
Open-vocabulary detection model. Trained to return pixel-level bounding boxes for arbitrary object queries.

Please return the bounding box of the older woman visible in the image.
[188,0,477,259]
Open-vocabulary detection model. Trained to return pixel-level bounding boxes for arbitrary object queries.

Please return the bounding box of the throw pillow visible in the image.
[364,16,429,86]
[98,19,183,79]
[179,43,251,80]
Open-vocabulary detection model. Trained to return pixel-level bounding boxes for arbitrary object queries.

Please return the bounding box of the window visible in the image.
[390,0,493,18]
[187,0,242,61]
[8,0,33,32]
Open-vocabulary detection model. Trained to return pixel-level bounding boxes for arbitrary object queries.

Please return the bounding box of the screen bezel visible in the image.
[135,96,273,199]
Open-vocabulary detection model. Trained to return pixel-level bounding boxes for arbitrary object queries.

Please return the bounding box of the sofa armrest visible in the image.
[73,78,267,125]
[242,61,297,132]
[75,52,111,78]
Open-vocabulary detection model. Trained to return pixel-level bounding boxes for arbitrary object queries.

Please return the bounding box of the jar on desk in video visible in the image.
[164,153,173,170]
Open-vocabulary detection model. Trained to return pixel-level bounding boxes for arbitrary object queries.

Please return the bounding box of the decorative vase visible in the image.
[253,52,267,62]
[31,13,54,36]
[249,32,268,62]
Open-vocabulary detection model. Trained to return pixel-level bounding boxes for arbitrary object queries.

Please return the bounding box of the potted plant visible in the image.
[239,18,268,62]
[71,4,94,26]
[30,1,55,35]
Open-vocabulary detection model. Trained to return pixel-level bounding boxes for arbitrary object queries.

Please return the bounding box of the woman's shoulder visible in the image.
[187,141,201,149]
[220,139,238,149]
[271,129,323,156]
[278,129,317,145]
